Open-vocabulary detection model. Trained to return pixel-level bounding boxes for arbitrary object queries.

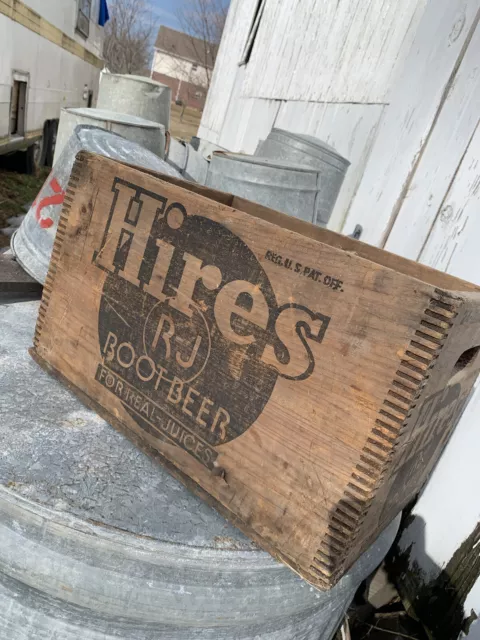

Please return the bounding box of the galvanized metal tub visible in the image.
[11,126,181,285]
[97,73,171,130]
[206,153,327,224]
[256,129,350,225]
[0,299,400,639]
[166,136,209,184]
[53,108,166,163]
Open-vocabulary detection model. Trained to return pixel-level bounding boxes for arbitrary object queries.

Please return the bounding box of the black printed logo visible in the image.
[93,178,330,468]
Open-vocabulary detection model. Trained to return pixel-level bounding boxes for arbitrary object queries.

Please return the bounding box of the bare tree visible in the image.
[103,0,156,76]
[176,0,228,90]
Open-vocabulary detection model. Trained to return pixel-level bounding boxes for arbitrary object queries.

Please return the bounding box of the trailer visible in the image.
[0,0,105,172]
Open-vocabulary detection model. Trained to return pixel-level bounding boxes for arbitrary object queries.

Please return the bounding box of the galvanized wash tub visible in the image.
[0,300,400,639]
[166,136,209,184]
[11,126,181,285]
[53,108,166,163]
[256,129,350,224]
[97,73,171,130]
[206,153,330,225]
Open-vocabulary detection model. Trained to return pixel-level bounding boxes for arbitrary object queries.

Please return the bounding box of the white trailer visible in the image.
[0,0,105,172]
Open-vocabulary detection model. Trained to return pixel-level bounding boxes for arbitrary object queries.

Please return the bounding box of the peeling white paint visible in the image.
[242,0,428,104]
[342,0,480,242]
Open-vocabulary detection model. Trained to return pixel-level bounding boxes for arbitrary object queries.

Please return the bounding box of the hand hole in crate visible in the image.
[453,346,480,374]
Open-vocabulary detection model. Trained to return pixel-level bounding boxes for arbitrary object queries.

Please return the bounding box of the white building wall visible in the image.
[199,0,427,231]
[0,0,103,138]
[23,0,104,57]
[342,0,480,243]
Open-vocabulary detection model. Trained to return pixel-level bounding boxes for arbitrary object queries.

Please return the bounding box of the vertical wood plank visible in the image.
[216,68,281,153]
[385,21,480,260]
[418,123,480,279]
[342,0,480,244]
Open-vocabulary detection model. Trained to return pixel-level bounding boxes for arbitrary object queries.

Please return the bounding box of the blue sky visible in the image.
[147,0,181,30]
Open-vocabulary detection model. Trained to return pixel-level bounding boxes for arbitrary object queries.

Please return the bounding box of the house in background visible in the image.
[151,26,216,111]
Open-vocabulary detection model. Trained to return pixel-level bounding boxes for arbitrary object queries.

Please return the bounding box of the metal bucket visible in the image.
[206,152,326,224]
[97,73,171,130]
[53,108,166,163]
[0,299,400,639]
[256,129,350,224]
[11,126,181,284]
[166,136,209,184]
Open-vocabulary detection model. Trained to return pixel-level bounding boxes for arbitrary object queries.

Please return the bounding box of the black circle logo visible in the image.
[98,214,279,448]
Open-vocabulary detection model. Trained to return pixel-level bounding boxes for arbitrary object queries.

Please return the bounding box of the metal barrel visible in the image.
[206,152,325,224]
[166,137,209,184]
[0,299,400,640]
[11,126,181,285]
[256,129,350,224]
[97,73,171,130]
[53,108,166,163]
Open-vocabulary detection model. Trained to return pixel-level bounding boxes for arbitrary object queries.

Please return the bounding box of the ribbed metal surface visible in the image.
[206,153,324,224]
[256,129,350,224]
[0,300,400,639]
[12,126,181,285]
[54,108,166,163]
[97,73,171,130]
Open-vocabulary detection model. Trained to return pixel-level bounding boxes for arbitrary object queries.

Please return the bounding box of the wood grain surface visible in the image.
[32,152,480,588]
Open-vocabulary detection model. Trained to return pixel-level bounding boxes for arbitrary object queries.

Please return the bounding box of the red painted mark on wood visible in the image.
[34,177,65,229]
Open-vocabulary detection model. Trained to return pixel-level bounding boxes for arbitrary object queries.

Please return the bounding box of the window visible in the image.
[239,0,267,66]
[77,0,91,38]
[192,64,198,72]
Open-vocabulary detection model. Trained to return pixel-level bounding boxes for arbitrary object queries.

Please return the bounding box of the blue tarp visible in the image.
[99,0,109,26]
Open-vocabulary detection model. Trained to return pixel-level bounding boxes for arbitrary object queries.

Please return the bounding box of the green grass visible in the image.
[0,167,49,247]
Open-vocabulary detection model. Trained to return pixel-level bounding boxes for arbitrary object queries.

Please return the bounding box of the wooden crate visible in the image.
[32,151,480,589]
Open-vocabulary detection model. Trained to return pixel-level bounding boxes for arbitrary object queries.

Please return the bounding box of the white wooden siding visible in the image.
[384,20,480,260]
[342,0,480,243]
[198,0,259,142]
[417,122,480,274]
[242,0,428,104]
[217,76,281,153]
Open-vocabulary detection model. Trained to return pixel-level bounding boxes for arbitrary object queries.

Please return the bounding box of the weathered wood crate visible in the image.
[32,151,480,589]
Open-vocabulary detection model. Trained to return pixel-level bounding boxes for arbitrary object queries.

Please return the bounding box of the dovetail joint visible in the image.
[32,158,85,351]
[311,292,457,586]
